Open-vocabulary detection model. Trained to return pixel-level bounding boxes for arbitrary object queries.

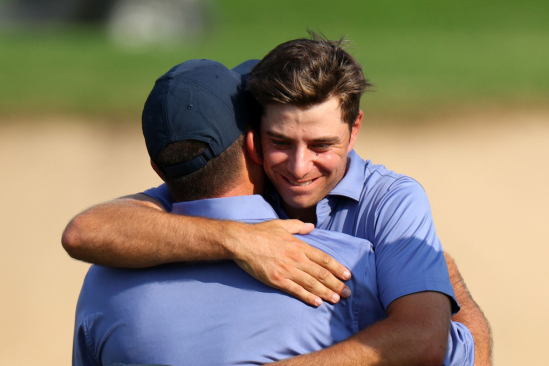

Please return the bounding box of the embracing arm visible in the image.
[272,291,451,366]
[62,194,352,306]
[62,194,239,268]
[446,253,493,366]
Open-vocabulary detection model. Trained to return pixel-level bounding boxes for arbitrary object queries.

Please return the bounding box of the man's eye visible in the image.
[312,144,330,151]
[272,140,290,148]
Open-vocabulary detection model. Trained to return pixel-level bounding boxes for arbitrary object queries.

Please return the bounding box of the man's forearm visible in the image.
[62,197,234,267]
[446,253,493,366]
[61,195,352,306]
[272,318,441,366]
[272,292,451,366]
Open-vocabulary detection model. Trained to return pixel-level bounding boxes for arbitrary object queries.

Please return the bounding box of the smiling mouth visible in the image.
[285,177,317,187]
[289,180,312,186]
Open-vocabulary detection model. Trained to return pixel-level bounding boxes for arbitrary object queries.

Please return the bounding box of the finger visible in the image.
[280,279,323,307]
[274,219,314,235]
[295,271,344,304]
[306,247,352,281]
[302,262,351,300]
[295,222,315,235]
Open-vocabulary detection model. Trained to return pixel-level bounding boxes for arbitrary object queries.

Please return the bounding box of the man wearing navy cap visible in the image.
[66,35,490,365]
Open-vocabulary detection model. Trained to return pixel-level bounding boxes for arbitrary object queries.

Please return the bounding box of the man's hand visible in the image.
[228,219,352,307]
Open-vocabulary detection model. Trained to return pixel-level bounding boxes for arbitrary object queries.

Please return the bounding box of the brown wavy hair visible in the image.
[247,31,372,129]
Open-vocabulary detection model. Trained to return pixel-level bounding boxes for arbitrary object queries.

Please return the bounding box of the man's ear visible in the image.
[348,110,363,152]
[150,159,165,180]
[246,129,263,165]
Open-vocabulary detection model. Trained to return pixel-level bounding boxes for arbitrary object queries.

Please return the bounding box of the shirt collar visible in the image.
[327,149,366,202]
[172,195,279,221]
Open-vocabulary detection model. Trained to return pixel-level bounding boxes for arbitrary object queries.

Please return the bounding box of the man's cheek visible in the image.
[264,150,285,167]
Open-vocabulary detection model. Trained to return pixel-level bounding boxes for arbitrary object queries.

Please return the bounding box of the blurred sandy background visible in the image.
[1,108,548,365]
[1,0,548,365]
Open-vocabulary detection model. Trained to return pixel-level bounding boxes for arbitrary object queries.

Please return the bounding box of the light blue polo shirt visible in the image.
[73,195,384,366]
[142,150,475,365]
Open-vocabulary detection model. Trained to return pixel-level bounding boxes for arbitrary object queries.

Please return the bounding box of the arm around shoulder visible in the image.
[61,193,234,268]
[62,194,353,305]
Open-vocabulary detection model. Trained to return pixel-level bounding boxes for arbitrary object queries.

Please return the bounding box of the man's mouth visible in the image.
[288,179,313,186]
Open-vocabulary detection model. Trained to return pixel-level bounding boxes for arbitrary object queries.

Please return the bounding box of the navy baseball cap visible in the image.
[142,58,260,177]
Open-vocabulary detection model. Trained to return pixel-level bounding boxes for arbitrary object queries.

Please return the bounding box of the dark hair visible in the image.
[154,134,246,202]
[247,32,372,129]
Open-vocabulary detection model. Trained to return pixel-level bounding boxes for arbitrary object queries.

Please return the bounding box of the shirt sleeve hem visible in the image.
[380,279,460,314]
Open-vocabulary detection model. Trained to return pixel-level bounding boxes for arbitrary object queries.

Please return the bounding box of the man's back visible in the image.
[73,196,383,366]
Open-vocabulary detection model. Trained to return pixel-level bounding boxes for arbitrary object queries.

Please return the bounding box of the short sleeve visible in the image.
[444,321,475,366]
[142,184,175,212]
[372,177,459,313]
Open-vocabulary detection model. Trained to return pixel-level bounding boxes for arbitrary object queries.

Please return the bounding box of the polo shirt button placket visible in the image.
[316,198,331,229]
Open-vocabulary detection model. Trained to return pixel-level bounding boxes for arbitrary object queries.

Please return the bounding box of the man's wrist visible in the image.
[215,219,247,260]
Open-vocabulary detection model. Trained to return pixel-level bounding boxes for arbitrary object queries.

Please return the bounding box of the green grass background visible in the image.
[1,0,548,118]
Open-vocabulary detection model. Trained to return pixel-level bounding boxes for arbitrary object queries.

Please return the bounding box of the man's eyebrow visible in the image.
[310,137,340,144]
[265,131,289,139]
[265,131,341,144]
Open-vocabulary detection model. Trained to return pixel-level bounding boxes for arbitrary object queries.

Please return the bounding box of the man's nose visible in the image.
[287,146,312,179]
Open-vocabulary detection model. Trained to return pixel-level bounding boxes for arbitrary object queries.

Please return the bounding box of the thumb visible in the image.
[277,219,315,235]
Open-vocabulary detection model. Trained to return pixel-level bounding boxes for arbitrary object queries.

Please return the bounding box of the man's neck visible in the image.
[216,184,256,199]
[206,170,264,199]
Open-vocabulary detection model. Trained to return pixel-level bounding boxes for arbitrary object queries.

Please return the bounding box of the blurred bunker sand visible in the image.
[1,110,548,366]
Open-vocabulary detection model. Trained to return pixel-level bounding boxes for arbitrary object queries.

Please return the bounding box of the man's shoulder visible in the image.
[364,161,403,184]
[297,229,374,270]
[327,152,434,242]
[361,159,416,191]
[142,184,173,212]
[80,265,136,296]
[346,151,426,204]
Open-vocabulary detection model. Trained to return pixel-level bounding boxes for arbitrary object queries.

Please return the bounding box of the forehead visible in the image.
[261,97,347,134]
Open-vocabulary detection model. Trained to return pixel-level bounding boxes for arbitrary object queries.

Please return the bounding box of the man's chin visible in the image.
[280,195,319,216]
